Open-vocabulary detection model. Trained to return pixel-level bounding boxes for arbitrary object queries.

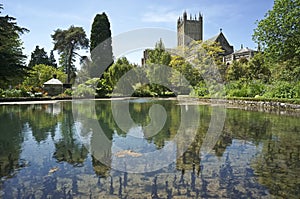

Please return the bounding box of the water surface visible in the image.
[0,99,299,198]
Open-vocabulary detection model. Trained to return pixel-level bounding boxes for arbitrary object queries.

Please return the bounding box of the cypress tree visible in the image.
[90,12,112,52]
[90,13,113,78]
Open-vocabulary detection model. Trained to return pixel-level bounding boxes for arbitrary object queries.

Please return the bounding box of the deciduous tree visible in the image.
[253,0,300,75]
[22,64,66,88]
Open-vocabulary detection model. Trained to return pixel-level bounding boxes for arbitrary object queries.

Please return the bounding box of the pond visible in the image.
[0,99,300,198]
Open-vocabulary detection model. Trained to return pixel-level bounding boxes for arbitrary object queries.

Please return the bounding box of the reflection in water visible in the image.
[0,100,299,198]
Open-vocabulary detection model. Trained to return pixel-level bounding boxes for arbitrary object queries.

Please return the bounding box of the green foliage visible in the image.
[28,46,56,68]
[225,60,246,81]
[246,81,267,97]
[73,84,95,97]
[226,80,266,97]
[224,79,300,99]
[244,52,271,82]
[1,89,22,97]
[0,85,35,98]
[225,53,271,85]
[144,39,173,95]
[63,88,73,96]
[0,4,29,88]
[263,81,300,98]
[101,57,135,96]
[192,81,209,97]
[52,26,89,83]
[253,0,300,79]
[145,64,173,96]
[132,83,157,97]
[73,78,100,97]
[22,64,67,88]
[49,50,57,68]
[105,57,134,88]
[169,56,201,87]
[90,13,113,77]
[186,41,224,83]
[96,78,112,97]
[90,13,112,52]
[225,80,247,97]
[146,39,172,66]
[293,82,300,98]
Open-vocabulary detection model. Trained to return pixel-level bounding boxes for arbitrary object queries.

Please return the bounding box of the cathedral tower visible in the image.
[177,11,203,47]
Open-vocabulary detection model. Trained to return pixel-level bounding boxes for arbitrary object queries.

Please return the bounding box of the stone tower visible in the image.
[177,11,203,47]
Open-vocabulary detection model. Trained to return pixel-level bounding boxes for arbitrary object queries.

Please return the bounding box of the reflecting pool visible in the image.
[0,99,300,198]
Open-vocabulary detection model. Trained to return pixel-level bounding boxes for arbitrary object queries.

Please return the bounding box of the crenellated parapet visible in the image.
[177,11,203,47]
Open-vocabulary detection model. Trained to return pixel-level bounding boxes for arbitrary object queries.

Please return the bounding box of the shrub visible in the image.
[226,80,266,97]
[226,80,246,97]
[96,79,112,97]
[73,84,96,98]
[263,81,295,98]
[64,88,73,96]
[132,83,157,97]
[3,89,23,97]
[245,80,266,97]
[292,82,300,98]
[0,88,4,98]
[192,82,209,97]
[73,78,101,98]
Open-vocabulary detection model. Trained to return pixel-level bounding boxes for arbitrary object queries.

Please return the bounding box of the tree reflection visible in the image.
[53,102,88,166]
[1,100,300,198]
[252,115,300,198]
[95,100,181,148]
[92,156,110,177]
[0,106,24,178]
[212,109,270,157]
[22,104,60,142]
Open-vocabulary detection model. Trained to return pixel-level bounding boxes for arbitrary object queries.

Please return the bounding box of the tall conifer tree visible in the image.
[89,13,113,78]
[28,46,50,68]
[0,4,29,87]
[52,26,89,83]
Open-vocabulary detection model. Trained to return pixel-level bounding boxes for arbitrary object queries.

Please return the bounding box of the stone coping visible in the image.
[1,97,300,116]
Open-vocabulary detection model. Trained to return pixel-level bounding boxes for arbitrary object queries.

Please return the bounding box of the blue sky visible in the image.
[2,0,274,65]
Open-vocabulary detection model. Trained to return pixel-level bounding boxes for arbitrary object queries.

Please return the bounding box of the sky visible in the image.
[1,0,274,65]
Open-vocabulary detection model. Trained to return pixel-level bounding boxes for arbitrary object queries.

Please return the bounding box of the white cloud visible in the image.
[141,3,241,26]
[141,7,181,23]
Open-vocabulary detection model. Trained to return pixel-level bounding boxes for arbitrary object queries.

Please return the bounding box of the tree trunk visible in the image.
[67,46,74,84]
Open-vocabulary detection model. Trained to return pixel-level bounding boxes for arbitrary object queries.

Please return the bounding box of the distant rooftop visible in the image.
[44,78,63,85]
[233,47,256,54]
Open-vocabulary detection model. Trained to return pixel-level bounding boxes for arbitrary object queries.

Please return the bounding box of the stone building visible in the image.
[224,45,257,65]
[141,49,150,66]
[177,11,203,46]
[207,30,234,56]
[141,12,237,65]
[43,74,63,96]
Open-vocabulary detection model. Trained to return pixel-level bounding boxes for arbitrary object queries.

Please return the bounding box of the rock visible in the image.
[48,167,59,174]
[114,150,142,158]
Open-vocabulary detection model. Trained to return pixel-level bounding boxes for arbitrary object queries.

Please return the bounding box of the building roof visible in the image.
[233,47,256,54]
[206,34,219,43]
[44,78,63,85]
[205,31,234,56]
